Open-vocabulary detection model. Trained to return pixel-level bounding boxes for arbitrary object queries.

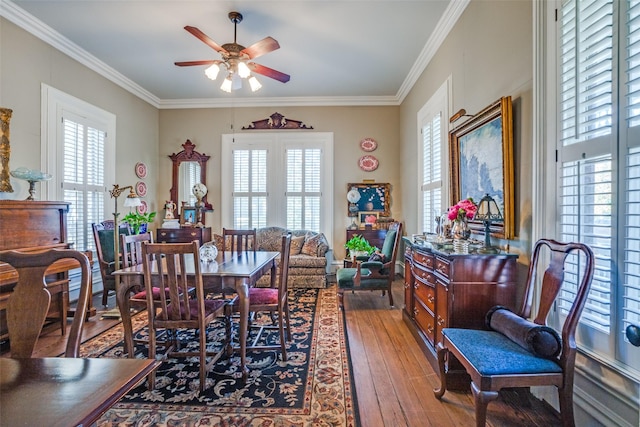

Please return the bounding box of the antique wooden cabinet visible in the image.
[156,227,212,245]
[403,237,519,389]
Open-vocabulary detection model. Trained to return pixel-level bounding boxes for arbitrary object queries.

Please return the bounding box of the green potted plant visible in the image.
[345,234,377,259]
[122,211,156,234]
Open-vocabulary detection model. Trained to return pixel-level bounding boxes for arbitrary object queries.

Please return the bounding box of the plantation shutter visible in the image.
[286,148,322,232]
[232,149,267,229]
[421,113,443,233]
[61,114,106,253]
[622,0,640,358]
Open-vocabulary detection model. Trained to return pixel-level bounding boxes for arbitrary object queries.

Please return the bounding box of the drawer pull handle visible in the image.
[190,232,197,236]
[160,232,167,237]
[413,307,419,317]
[437,316,445,326]
[427,324,434,334]
[404,282,410,289]
[413,283,419,290]
[427,295,434,304]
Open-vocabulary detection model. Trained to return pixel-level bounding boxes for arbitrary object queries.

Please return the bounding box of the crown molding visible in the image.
[397,0,470,103]
[157,95,400,109]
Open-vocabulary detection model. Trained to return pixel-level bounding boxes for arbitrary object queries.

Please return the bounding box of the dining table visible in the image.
[0,357,160,427]
[113,250,279,379]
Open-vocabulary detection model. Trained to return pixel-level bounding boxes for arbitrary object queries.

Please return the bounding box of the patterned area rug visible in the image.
[87,286,358,426]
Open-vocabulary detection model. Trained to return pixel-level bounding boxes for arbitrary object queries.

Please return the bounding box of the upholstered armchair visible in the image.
[336,222,402,309]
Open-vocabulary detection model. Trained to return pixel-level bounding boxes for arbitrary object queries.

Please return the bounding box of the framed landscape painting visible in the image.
[449,96,514,239]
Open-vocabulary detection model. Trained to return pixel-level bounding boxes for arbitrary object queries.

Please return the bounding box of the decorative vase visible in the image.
[0,107,14,193]
[451,218,469,240]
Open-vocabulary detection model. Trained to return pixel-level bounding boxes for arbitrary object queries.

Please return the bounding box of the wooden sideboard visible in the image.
[156,227,212,245]
[403,238,519,389]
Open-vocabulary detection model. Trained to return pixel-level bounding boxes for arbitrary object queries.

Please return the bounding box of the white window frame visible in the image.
[41,84,115,291]
[538,0,640,377]
[221,132,333,244]
[417,78,451,234]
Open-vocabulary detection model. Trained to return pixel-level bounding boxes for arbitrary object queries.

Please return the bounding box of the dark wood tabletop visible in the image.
[0,357,159,427]
[113,250,279,378]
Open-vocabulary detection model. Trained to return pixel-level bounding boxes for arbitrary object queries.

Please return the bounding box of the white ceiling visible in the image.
[4,0,467,108]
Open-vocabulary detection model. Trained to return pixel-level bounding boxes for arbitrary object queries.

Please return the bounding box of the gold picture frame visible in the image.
[346,182,391,217]
[358,211,380,227]
[449,96,514,239]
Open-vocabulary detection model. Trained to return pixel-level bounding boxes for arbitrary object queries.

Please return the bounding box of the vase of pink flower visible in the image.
[447,198,476,240]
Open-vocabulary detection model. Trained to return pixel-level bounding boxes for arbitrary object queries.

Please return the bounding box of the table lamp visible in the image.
[473,193,503,254]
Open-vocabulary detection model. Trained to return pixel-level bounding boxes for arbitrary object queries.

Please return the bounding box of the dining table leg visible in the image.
[116,277,135,358]
[236,278,250,381]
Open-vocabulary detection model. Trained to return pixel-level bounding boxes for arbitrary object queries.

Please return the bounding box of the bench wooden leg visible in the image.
[433,342,448,399]
[471,381,499,427]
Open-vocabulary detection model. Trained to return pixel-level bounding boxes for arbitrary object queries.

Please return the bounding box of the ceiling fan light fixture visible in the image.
[231,73,243,90]
[249,76,262,92]
[220,75,233,92]
[204,63,220,80]
[237,61,251,78]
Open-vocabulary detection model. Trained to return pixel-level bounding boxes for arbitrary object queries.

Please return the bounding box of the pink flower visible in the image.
[447,198,477,221]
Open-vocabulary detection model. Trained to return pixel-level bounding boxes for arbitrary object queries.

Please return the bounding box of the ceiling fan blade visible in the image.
[174,60,218,67]
[248,62,290,83]
[184,26,229,55]
[241,37,280,59]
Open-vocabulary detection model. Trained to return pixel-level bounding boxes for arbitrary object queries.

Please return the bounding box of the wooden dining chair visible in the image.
[0,249,92,358]
[433,239,595,427]
[222,228,256,253]
[92,220,130,307]
[233,233,292,361]
[141,241,234,392]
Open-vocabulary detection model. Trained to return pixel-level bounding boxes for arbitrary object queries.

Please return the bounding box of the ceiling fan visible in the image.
[175,11,290,92]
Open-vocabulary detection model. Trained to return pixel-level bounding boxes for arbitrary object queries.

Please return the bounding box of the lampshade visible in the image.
[237,61,251,78]
[123,188,142,207]
[249,76,262,92]
[205,63,220,80]
[474,194,503,221]
[220,76,233,93]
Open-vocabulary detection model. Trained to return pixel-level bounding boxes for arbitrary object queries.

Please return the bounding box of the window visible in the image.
[42,85,115,288]
[221,132,333,242]
[418,79,449,233]
[549,0,640,373]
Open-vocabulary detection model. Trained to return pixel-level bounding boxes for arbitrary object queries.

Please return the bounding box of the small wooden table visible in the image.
[114,250,278,379]
[0,357,159,427]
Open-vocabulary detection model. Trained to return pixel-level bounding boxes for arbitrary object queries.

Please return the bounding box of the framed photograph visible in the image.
[358,211,379,227]
[449,96,514,239]
[346,182,391,216]
[180,206,197,225]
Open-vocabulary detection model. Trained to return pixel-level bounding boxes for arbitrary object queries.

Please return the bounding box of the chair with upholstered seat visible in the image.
[232,233,292,360]
[336,222,402,310]
[433,239,595,427]
[141,241,234,392]
[0,249,92,358]
[222,228,256,253]
[92,220,130,307]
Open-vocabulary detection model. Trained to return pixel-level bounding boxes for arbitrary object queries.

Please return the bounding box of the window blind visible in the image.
[421,113,442,233]
[286,148,321,232]
[232,149,267,229]
[62,116,105,252]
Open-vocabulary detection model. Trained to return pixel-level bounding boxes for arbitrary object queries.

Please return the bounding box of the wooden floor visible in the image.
[5,280,563,426]
[342,277,563,427]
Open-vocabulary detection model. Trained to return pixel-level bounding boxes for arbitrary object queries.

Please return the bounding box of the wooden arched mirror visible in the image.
[169,140,211,210]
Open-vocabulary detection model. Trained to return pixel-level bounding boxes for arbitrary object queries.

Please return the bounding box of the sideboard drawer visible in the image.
[434,256,450,279]
[414,298,435,345]
[414,280,435,313]
[156,227,212,245]
[413,250,434,269]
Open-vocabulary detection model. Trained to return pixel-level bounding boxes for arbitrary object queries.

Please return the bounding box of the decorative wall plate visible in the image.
[360,137,378,152]
[358,155,379,172]
[135,162,147,179]
[137,200,148,215]
[135,181,147,197]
